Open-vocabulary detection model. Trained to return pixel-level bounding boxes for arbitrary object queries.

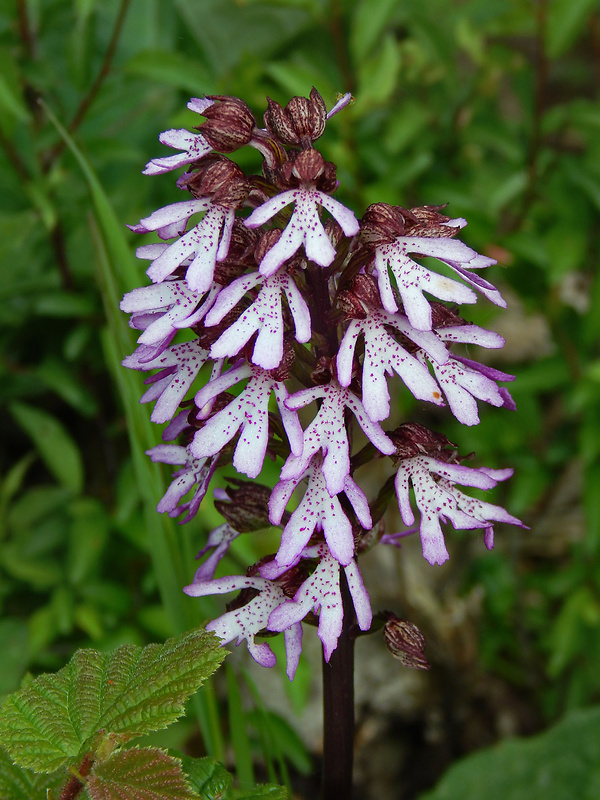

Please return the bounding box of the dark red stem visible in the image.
[59,752,95,800]
[321,570,355,800]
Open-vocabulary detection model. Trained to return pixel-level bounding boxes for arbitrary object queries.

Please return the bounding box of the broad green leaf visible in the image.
[419,706,600,800]
[173,0,308,77]
[68,498,110,585]
[9,402,84,494]
[350,0,399,61]
[0,628,226,773]
[32,291,97,318]
[7,486,71,531]
[124,50,213,94]
[0,452,36,508]
[36,357,98,417]
[547,587,600,678]
[0,619,29,696]
[547,0,598,58]
[0,748,63,800]
[0,542,62,589]
[86,747,197,800]
[354,33,401,113]
[181,755,233,799]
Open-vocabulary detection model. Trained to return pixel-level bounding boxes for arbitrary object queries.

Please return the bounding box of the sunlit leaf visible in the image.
[0,628,226,773]
[86,747,197,800]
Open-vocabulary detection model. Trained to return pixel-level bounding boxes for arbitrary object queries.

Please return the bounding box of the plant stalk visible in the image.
[321,570,355,800]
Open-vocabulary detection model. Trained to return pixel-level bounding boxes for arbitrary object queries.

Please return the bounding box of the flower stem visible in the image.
[321,570,355,800]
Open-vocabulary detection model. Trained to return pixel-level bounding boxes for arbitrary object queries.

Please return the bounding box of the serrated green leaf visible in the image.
[0,747,64,800]
[86,746,197,800]
[420,706,600,800]
[180,755,233,799]
[9,402,84,494]
[0,628,226,773]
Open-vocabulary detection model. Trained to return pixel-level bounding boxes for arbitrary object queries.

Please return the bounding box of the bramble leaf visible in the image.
[181,756,288,800]
[0,628,226,773]
[181,755,233,799]
[86,746,197,800]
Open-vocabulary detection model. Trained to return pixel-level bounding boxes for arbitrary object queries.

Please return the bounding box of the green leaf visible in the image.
[86,746,197,800]
[226,664,254,790]
[229,785,288,800]
[0,627,226,773]
[547,0,598,58]
[350,0,399,61]
[0,49,30,124]
[10,402,84,494]
[181,755,233,799]
[354,33,401,113]
[0,619,29,696]
[419,706,600,800]
[0,747,63,800]
[173,0,308,77]
[124,50,213,93]
[68,498,110,585]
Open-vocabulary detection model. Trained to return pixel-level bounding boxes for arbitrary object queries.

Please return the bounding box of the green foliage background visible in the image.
[1,0,599,797]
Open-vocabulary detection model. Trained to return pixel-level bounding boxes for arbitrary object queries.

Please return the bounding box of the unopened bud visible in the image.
[179,156,249,208]
[214,479,272,532]
[405,204,456,238]
[361,203,409,246]
[264,87,327,146]
[388,423,455,462]
[198,95,256,152]
[383,613,430,670]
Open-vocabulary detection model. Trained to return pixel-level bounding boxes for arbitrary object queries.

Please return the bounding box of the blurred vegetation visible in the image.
[1,0,599,797]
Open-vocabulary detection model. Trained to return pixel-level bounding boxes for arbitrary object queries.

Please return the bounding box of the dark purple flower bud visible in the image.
[214,478,273,532]
[275,149,337,193]
[337,274,382,319]
[179,156,250,208]
[389,422,455,462]
[429,302,466,329]
[405,204,457,238]
[382,612,430,670]
[255,229,283,265]
[197,95,257,152]
[360,203,410,246]
[264,87,327,147]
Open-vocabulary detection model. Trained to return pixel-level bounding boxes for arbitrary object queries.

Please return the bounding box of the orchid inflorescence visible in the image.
[121,88,524,679]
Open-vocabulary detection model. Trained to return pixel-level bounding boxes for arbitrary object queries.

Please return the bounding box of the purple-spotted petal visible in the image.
[268,544,372,661]
[395,455,524,565]
[245,189,358,276]
[143,128,213,176]
[207,269,311,369]
[191,363,302,478]
[144,206,235,293]
[281,380,394,495]
[146,444,216,522]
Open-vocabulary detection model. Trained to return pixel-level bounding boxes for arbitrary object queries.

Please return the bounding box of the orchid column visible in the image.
[121,89,523,798]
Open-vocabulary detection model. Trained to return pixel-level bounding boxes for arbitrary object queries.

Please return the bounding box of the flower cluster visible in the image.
[122,89,523,678]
